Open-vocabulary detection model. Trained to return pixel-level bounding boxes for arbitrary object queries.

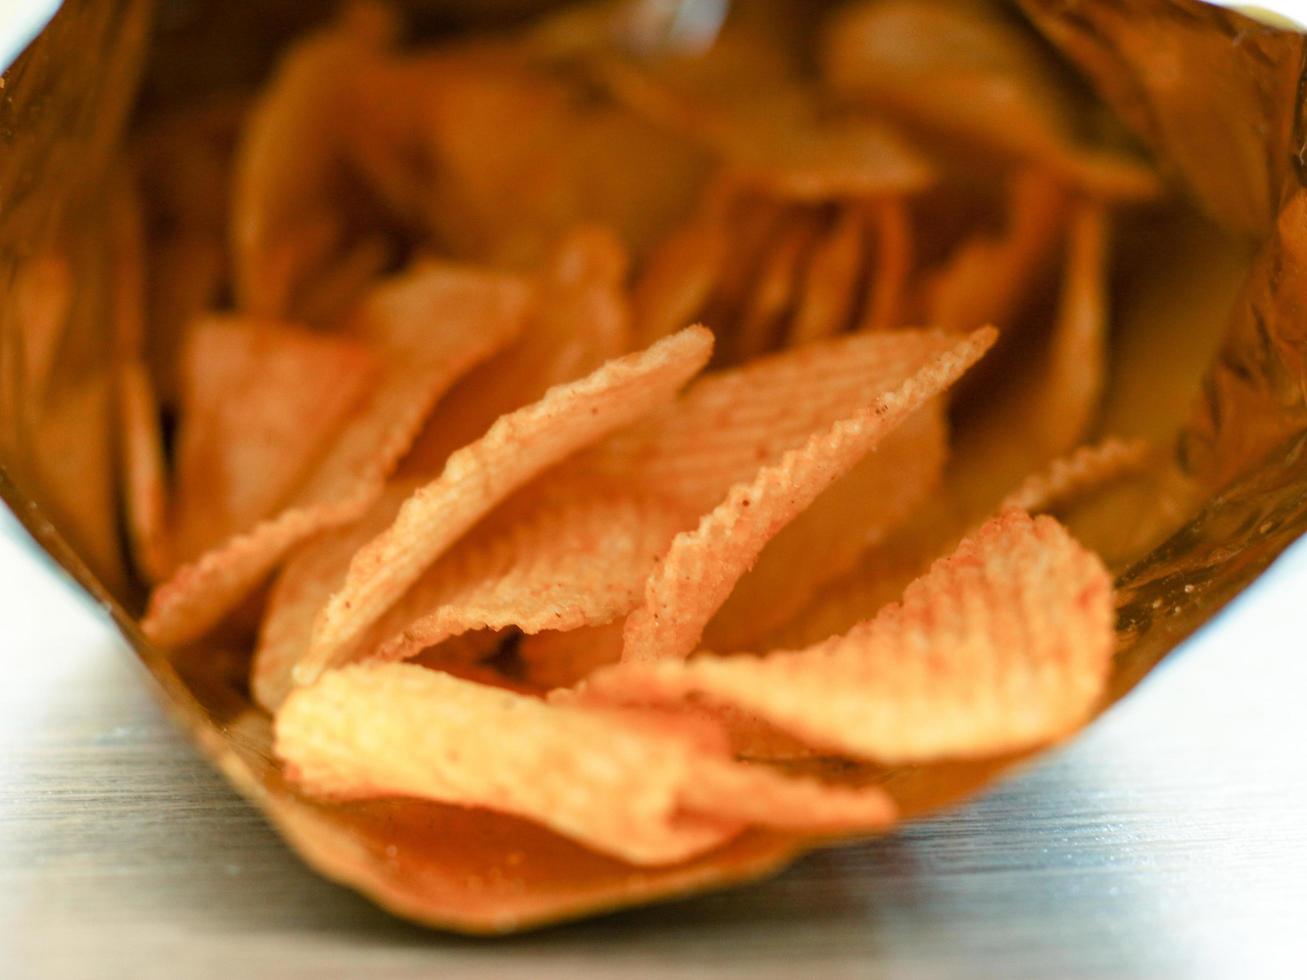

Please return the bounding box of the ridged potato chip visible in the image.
[703,403,946,652]
[366,490,690,665]
[622,327,994,663]
[1001,437,1150,513]
[767,436,1147,653]
[586,510,1114,762]
[428,332,977,680]
[275,663,896,865]
[299,327,714,684]
[576,328,973,513]
[252,480,416,712]
[946,198,1111,516]
[144,261,528,646]
[169,317,376,563]
[254,230,630,706]
[399,226,634,478]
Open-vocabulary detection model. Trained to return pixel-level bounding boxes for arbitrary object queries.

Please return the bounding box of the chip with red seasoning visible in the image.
[105,0,1160,931]
[584,509,1114,762]
[297,327,714,685]
[621,326,994,663]
[275,663,897,865]
[143,261,528,647]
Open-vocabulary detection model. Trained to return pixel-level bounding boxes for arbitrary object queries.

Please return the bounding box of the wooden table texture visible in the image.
[1,511,1305,979]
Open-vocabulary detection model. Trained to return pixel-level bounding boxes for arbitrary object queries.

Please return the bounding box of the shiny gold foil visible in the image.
[1,0,1302,932]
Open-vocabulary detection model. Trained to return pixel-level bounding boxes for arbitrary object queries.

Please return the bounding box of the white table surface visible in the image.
[1,507,1306,979]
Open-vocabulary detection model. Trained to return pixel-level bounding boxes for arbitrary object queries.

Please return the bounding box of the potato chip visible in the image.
[254,232,627,706]
[596,51,933,202]
[760,504,957,654]
[702,191,788,333]
[405,48,706,268]
[241,748,802,933]
[703,402,946,652]
[1036,200,1110,452]
[366,490,691,665]
[275,663,895,864]
[292,260,529,494]
[1000,437,1150,513]
[732,209,820,360]
[722,108,935,203]
[252,480,417,712]
[857,197,913,331]
[577,328,977,515]
[358,335,957,672]
[118,361,171,583]
[298,326,714,684]
[231,3,399,316]
[945,198,1111,516]
[788,206,866,345]
[539,224,631,312]
[291,235,393,327]
[622,327,995,663]
[631,208,728,347]
[924,168,1066,331]
[144,262,528,647]
[820,0,1159,200]
[170,317,377,563]
[277,663,732,865]
[399,226,632,478]
[767,434,1147,654]
[400,54,577,262]
[586,510,1113,763]
[585,27,800,146]
[512,224,632,376]
[519,622,626,690]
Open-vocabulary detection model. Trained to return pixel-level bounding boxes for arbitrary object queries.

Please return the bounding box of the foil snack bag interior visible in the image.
[1,0,1305,932]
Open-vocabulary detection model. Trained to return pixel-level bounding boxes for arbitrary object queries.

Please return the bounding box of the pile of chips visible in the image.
[104,0,1160,884]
